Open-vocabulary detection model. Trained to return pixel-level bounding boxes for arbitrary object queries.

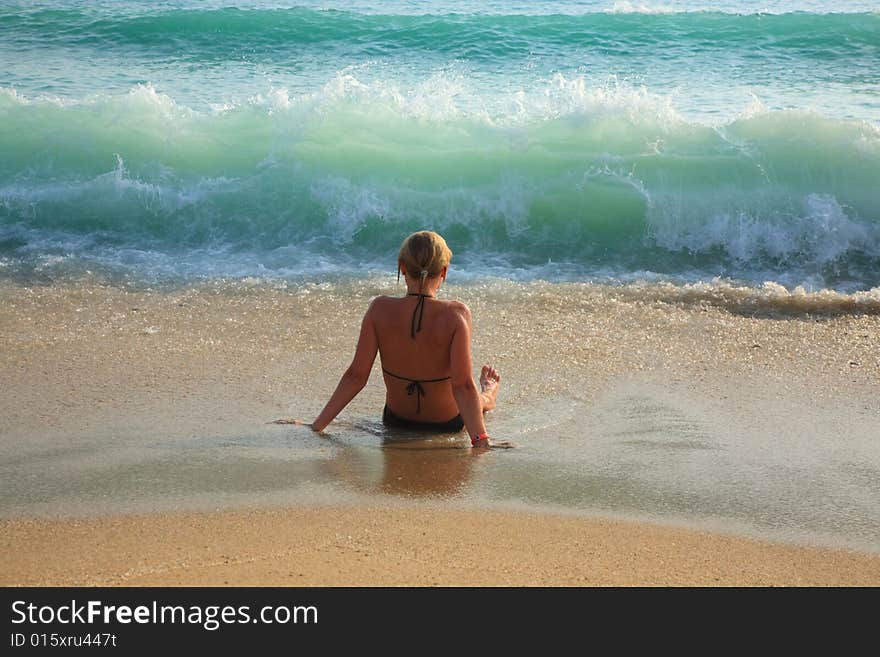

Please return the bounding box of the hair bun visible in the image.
[397,231,453,282]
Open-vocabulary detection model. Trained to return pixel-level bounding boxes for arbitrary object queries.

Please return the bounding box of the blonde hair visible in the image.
[397,231,452,287]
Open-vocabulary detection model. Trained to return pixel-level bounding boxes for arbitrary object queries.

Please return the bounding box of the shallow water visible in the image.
[3,372,878,553]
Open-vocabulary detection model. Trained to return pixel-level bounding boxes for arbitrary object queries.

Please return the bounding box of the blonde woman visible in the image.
[281,231,510,449]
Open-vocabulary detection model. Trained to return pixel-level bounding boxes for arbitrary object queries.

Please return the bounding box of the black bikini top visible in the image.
[382,292,449,413]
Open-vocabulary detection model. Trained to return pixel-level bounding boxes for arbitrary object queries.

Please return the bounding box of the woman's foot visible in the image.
[479,364,501,412]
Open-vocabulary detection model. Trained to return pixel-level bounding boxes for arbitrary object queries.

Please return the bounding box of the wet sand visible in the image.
[3,506,879,586]
[1,277,879,585]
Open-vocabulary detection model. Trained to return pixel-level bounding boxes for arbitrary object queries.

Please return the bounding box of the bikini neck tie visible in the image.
[408,292,431,339]
[408,269,431,339]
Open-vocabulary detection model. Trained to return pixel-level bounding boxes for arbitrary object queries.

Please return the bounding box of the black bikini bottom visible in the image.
[382,405,465,433]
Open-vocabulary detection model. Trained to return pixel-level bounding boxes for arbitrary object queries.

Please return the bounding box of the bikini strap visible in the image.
[410,294,426,338]
[407,292,433,339]
[382,367,450,414]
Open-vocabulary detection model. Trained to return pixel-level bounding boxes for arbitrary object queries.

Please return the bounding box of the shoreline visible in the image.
[4,505,879,587]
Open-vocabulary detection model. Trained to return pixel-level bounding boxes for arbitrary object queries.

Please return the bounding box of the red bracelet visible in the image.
[471,433,490,447]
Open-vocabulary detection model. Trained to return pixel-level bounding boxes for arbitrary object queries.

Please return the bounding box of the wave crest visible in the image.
[1,82,878,289]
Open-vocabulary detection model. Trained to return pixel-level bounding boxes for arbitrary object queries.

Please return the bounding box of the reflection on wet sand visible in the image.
[320,431,479,498]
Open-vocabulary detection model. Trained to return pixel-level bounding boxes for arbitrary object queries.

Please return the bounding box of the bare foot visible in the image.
[479,364,501,412]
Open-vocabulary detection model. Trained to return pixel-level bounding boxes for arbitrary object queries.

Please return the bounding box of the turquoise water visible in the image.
[1,1,879,289]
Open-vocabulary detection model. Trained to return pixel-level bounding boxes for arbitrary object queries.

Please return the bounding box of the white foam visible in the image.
[648,190,880,269]
[0,155,233,217]
[610,1,677,14]
[0,83,190,118]
[238,70,688,129]
[308,176,392,242]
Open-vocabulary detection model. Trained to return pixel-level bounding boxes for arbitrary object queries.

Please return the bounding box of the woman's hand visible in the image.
[472,436,515,449]
[268,417,314,429]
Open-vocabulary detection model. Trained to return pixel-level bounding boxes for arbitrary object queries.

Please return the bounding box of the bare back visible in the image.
[370,295,469,422]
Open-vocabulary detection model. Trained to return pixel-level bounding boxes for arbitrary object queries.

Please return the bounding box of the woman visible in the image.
[281,231,510,449]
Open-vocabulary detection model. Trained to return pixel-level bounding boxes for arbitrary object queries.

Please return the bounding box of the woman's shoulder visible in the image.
[365,294,409,316]
[440,297,470,313]
[437,298,471,326]
[365,295,395,314]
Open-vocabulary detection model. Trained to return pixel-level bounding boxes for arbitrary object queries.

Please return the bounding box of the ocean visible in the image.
[1,0,879,293]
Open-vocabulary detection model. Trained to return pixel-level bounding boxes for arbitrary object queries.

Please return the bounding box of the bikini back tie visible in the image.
[382,368,450,414]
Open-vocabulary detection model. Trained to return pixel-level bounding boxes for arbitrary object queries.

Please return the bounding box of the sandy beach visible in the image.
[1,277,879,586]
[4,506,879,586]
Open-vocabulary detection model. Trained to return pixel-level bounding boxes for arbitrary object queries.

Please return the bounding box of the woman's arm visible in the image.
[448,304,491,444]
[449,304,513,448]
[310,301,379,432]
